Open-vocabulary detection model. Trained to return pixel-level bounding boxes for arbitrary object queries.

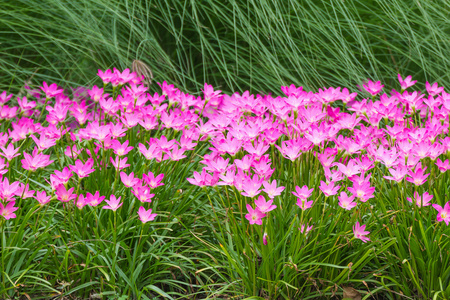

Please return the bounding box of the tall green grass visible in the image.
[1,0,450,94]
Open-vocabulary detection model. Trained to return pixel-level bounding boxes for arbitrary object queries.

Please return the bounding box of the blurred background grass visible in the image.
[1,0,450,94]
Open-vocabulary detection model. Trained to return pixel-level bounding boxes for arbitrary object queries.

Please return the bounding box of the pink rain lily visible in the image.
[0,201,19,220]
[0,143,20,161]
[296,198,313,210]
[120,172,141,188]
[254,195,277,213]
[103,195,123,211]
[347,181,375,202]
[40,82,64,98]
[55,185,77,203]
[86,191,105,207]
[53,167,73,184]
[353,222,370,243]
[334,160,361,177]
[76,194,89,209]
[30,135,57,150]
[112,140,134,157]
[241,175,263,198]
[138,206,157,223]
[263,232,268,245]
[407,191,433,207]
[292,185,314,200]
[110,156,130,171]
[0,177,20,201]
[245,204,266,225]
[398,74,417,90]
[432,202,450,225]
[69,158,95,178]
[362,79,383,96]
[338,192,357,210]
[261,180,285,199]
[17,183,35,199]
[300,224,313,234]
[34,190,51,205]
[132,184,155,203]
[21,148,54,171]
[426,82,444,96]
[163,145,187,161]
[383,165,408,182]
[406,163,430,186]
[142,172,164,189]
[319,180,340,197]
[436,158,450,173]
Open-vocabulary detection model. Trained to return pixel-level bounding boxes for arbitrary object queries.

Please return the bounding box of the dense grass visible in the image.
[1,0,450,94]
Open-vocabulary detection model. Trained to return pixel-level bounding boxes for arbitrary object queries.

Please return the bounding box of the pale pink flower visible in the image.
[353,222,370,243]
[103,195,123,211]
[254,195,277,213]
[245,204,266,225]
[407,191,433,207]
[138,206,157,223]
[432,202,450,225]
[0,201,18,220]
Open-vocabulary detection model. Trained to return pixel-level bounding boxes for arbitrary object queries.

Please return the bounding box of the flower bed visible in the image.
[0,70,449,298]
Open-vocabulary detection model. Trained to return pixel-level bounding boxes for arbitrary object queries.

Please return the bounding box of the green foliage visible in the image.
[1,0,450,93]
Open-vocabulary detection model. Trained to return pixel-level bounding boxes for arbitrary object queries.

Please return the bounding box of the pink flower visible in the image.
[138,143,162,161]
[406,163,430,186]
[0,91,13,104]
[86,191,105,207]
[0,201,18,220]
[398,74,417,90]
[347,181,375,202]
[142,172,164,189]
[34,190,51,206]
[426,82,444,96]
[120,172,140,188]
[21,148,54,171]
[338,192,357,210]
[334,160,361,177]
[383,165,408,182]
[55,185,77,203]
[292,185,314,200]
[103,195,123,211]
[0,143,20,161]
[0,177,20,201]
[163,145,187,161]
[296,198,313,210]
[110,156,130,171]
[407,191,433,207]
[40,82,64,98]
[241,175,263,198]
[262,180,285,199]
[131,184,155,203]
[432,202,450,225]
[69,158,95,178]
[263,232,268,245]
[112,140,134,157]
[299,224,313,234]
[353,222,370,243]
[362,79,383,96]
[138,206,157,223]
[30,134,56,150]
[319,181,340,197]
[436,158,450,173]
[254,195,277,213]
[97,69,114,84]
[76,194,89,209]
[245,204,266,225]
[17,183,35,199]
[53,167,73,184]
